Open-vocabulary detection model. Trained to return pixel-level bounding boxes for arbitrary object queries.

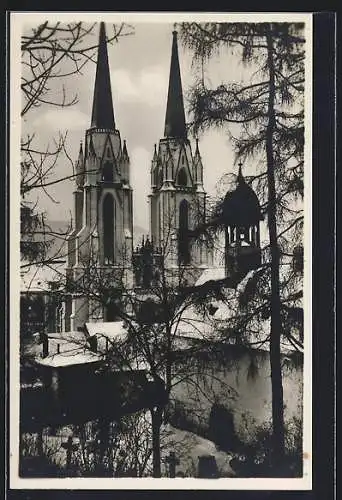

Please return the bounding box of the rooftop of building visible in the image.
[32,261,303,372]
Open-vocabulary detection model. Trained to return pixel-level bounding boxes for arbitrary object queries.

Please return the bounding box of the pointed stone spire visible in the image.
[91,22,115,130]
[77,141,83,162]
[89,135,96,156]
[75,142,84,187]
[193,137,203,187]
[153,143,158,161]
[164,30,187,139]
[194,137,200,157]
[122,139,128,158]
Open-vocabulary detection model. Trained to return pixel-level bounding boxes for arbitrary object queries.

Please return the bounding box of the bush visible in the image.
[230,417,303,477]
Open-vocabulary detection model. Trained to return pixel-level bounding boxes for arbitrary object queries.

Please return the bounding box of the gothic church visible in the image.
[23,24,303,454]
[63,23,262,332]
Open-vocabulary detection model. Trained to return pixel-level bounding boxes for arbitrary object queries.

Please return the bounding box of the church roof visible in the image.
[223,165,262,226]
[164,31,187,139]
[90,22,115,130]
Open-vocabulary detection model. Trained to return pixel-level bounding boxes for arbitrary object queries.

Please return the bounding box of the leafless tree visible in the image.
[20,21,134,266]
[48,211,236,476]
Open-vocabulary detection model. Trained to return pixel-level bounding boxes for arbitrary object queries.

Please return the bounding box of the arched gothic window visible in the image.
[154,167,159,187]
[177,167,187,187]
[178,199,190,265]
[102,161,114,182]
[158,167,163,187]
[103,194,115,264]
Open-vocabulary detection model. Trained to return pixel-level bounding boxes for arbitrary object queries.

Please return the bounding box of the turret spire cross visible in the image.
[237,160,244,183]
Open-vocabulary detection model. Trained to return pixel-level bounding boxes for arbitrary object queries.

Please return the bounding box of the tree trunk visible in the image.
[98,418,110,475]
[265,25,285,471]
[36,428,44,456]
[165,326,172,396]
[151,406,163,477]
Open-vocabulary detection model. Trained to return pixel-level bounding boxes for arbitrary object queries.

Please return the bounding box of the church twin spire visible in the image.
[90,23,188,138]
[147,27,206,198]
[164,30,187,140]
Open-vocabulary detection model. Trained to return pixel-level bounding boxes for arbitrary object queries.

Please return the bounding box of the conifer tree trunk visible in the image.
[265,25,285,469]
[166,325,172,396]
[151,406,163,477]
[36,427,44,456]
[98,417,110,475]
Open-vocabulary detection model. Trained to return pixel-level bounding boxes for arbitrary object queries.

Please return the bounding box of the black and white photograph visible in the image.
[10,11,312,488]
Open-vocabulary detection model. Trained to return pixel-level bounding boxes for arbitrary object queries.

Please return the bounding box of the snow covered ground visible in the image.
[21,422,236,478]
[162,424,236,478]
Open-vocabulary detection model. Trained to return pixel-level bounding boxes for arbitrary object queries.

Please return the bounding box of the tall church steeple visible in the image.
[148,28,208,283]
[91,22,115,130]
[164,30,187,139]
[65,22,133,332]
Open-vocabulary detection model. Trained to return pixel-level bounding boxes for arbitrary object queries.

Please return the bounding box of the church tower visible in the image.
[64,22,133,331]
[222,162,263,285]
[148,30,208,284]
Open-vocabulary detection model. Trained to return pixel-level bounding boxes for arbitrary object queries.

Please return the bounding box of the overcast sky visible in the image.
[21,21,255,232]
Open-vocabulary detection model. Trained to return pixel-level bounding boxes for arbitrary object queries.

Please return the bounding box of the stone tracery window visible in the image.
[103,193,115,264]
[158,167,163,187]
[102,161,114,182]
[177,167,187,187]
[178,199,190,265]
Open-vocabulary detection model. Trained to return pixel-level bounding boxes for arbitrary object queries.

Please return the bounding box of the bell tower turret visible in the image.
[222,162,263,284]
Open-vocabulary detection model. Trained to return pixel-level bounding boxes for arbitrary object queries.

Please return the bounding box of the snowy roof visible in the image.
[174,267,303,355]
[230,240,253,247]
[85,321,128,341]
[36,349,152,372]
[175,312,217,340]
[47,331,87,343]
[33,323,130,369]
[36,350,102,368]
[194,267,226,287]
[35,325,152,371]
[174,305,301,355]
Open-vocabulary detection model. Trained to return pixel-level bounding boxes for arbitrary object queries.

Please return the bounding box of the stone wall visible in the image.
[170,345,303,451]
